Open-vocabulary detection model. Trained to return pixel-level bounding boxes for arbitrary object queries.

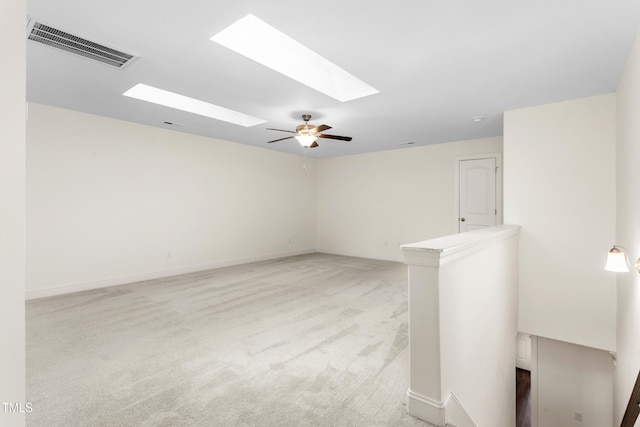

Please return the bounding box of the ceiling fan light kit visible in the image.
[266,114,352,149]
[294,134,317,147]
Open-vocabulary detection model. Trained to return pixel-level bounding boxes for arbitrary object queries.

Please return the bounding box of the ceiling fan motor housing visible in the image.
[296,123,316,135]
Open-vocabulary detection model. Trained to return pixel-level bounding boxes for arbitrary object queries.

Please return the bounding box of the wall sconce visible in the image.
[605,246,640,274]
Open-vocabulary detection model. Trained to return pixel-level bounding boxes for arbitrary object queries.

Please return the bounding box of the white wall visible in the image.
[439,228,519,427]
[26,103,317,298]
[613,29,640,426]
[504,94,617,351]
[0,0,26,424]
[537,337,613,427]
[26,105,502,297]
[317,137,502,261]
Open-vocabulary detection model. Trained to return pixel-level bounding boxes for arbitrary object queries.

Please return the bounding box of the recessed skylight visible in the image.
[211,14,378,102]
[123,83,266,127]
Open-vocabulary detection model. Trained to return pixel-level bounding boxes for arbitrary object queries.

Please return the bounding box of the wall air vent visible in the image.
[27,19,135,69]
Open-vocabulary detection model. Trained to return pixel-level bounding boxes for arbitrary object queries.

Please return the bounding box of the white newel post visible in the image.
[403,247,447,425]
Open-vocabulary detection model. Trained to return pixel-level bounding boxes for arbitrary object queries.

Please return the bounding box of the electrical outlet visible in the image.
[574,411,583,422]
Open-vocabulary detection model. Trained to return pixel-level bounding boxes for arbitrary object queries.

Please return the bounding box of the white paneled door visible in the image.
[458,157,497,232]
[516,332,532,370]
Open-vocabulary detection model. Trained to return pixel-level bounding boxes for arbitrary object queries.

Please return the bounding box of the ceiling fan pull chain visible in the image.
[301,150,308,171]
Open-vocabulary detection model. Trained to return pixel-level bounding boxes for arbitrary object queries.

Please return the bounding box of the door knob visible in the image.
[460,218,466,222]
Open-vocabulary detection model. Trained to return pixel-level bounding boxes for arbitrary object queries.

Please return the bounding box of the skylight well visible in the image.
[211,14,378,102]
[123,84,266,127]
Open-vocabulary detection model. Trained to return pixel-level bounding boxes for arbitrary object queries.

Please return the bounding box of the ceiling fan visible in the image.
[266,114,352,148]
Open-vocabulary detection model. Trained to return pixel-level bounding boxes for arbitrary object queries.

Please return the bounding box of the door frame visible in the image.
[453,152,503,233]
[530,334,538,427]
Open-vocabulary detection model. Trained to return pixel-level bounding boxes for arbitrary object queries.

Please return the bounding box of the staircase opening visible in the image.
[516,368,532,427]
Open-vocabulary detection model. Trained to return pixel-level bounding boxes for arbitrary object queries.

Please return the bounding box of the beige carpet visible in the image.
[26,253,432,426]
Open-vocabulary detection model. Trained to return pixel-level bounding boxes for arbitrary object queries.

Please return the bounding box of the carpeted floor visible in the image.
[26,253,433,426]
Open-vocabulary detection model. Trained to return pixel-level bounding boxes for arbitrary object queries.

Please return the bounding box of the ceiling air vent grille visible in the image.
[27,21,135,68]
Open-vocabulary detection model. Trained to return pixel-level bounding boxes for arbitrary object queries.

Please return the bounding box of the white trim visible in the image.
[25,248,316,300]
[406,389,446,426]
[453,152,503,233]
[445,392,477,427]
[315,247,404,263]
[402,224,520,267]
[406,390,477,427]
[530,335,539,427]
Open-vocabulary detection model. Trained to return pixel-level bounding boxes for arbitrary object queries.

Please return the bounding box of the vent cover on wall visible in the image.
[27,19,135,68]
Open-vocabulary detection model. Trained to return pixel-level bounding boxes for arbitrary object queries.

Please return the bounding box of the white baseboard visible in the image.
[26,247,404,300]
[406,390,476,427]
[25,248,316,300]
[445,392,476,427]
[315,247,404,263]
[407,389,446,426]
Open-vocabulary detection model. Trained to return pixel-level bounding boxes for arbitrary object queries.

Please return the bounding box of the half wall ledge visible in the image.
[402,224,521,267]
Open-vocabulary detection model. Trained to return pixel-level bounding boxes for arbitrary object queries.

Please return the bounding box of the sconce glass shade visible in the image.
[605,247,630,272]
[294,134,316,147]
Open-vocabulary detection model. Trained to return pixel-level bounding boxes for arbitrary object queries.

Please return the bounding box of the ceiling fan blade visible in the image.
[266,128,297,134]
[318,134,352,141]
[267,136,294,143]
[310,141,319,148]
[314,124,332,133]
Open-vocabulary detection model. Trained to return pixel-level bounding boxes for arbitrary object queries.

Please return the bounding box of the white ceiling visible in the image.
[26,0,640,158]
